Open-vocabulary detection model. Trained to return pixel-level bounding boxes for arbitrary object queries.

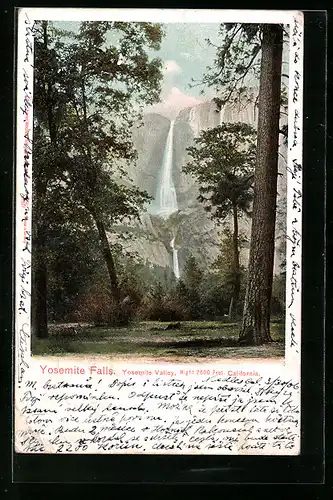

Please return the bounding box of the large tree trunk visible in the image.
[32,225,48,339]
[239,24,283,346]
[93,215,120,304]
[229,203,241,319]
[31,21,55,340]
[93,215,130,325]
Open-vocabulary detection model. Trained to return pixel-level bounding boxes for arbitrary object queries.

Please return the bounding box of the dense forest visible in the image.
[31,21,287,357]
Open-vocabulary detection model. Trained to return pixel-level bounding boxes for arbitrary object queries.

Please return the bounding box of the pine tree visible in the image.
[184,122,256,318]
[198,23,285,343]
[212,228,248,318]
[182,254,204,319]
[239,24,283,345]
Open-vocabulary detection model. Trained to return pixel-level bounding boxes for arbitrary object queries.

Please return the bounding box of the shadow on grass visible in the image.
[149,323,239,333]
[33,320,285,357]
[142,337,239,349]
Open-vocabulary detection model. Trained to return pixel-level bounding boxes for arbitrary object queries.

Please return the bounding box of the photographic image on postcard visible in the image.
[15,9,303,456]
[30,20,289,363]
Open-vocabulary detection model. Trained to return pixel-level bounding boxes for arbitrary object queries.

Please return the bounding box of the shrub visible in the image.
[138,282,190,321]
[73,280,112,325]
[73,275,138,326]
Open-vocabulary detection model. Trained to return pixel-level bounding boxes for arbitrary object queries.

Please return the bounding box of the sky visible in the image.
[51,21,289,119]
[145,23,221,118]
[55,21,221,118]
[53,21,296,119]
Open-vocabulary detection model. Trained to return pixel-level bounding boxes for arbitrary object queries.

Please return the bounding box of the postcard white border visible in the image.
[14,8,304,456]
[19,8,298,24]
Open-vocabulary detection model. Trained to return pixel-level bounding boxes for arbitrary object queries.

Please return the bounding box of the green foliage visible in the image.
[271,273,286,316]
[180,254,204,319]
[34,20,164,226]
[140,288,189,322]
[184,123,256,320]
[32,20,165,327]
[197,23,288,109]
[213,228,247,292]
[139,254,234,322]
[44,233,283,325]
[202,23,262,105]
[197,274,229,318]
[184,123,256,221]
[46,227,100,321]
[178,253,236,320]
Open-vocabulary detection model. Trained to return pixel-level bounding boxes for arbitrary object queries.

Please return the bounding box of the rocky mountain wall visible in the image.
[110,98,287,277]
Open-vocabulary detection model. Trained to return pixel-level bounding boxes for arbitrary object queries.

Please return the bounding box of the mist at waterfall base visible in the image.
[148,120,180,279]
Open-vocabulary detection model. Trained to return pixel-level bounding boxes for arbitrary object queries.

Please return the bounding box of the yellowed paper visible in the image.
[15,8,303,456]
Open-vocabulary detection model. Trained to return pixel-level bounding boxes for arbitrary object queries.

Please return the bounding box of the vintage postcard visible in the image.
[15,8,303,455]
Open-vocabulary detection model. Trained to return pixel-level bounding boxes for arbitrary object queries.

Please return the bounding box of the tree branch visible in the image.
[217,45,261,104]
[205,25,243,84]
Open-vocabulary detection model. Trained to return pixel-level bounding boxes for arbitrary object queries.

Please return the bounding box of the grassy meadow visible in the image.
[32,320,285,362]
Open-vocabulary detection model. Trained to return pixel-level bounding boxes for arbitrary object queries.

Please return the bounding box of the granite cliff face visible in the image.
[130,113,170,198]
[111,99,287,277]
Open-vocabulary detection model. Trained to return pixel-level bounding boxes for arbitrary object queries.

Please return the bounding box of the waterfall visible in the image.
[153,120,181,278]
[155,120,178,219]
[170,237,180,279]
[219,105,225,125]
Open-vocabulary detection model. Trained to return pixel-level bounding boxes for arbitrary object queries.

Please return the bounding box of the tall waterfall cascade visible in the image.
[170,237,180,279]
[219,105,225,125]
[155,120,178,219]
[153,120,180,278]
